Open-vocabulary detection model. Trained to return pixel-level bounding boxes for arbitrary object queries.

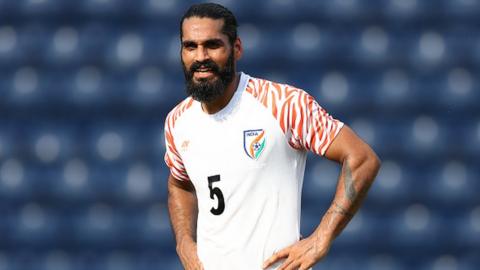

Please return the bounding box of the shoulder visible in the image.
[244,75,317,116]
[165,97,196,130]
[245,76,311,104]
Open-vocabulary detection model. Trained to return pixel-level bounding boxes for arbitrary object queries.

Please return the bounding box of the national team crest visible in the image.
[243,129,266,160]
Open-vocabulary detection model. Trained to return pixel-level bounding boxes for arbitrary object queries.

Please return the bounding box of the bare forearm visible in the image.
[168,177,198,245]
[315,153,380,243]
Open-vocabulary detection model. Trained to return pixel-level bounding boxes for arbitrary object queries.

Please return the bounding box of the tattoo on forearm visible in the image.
[333,201,354,217]
[318,158,377,242]
[343,162,357,202]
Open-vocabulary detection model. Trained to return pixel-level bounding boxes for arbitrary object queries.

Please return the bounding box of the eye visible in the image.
[205,40,224,49]
[206,43,221,49]
[183,42,197,51]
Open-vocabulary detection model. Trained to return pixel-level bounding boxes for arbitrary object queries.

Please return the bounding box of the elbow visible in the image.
[349,147,381,185]
[343,144,381,185]
[367,150,381,183]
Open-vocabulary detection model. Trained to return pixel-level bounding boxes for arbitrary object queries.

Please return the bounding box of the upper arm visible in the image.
[324,125,380,166]
[164,112,190,182]
[168,173,195,193]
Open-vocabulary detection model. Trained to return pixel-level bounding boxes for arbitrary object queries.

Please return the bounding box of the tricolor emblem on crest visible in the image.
[243,129,266,160]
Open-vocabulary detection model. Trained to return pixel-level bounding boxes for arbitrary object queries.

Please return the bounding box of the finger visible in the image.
[286,258,304,270]
[277,257,296,270]
[197,260,204,270]
[263,248,291,269]
[299,262,313,270]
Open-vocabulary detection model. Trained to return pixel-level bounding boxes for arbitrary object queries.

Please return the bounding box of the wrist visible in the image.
[176,235,196,249]
[313,224,335,246]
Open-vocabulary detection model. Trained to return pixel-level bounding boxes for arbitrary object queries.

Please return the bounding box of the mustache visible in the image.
[189,60,220,73]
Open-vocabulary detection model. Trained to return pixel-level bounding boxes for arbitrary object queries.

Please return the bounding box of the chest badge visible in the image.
[243,129,266,160]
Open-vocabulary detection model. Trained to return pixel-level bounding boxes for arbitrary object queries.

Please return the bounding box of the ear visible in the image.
[233,37,243,61]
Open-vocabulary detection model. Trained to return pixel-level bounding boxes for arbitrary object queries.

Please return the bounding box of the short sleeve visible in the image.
[287,91,344,156]
[164,114,190,181]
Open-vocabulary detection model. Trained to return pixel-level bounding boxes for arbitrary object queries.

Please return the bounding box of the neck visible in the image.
[201,72,241,114]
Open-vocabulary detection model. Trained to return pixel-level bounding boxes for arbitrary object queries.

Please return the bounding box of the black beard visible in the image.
[183,52,235,103]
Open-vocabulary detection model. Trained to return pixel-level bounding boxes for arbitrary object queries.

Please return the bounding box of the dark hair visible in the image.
[180,3,238,45]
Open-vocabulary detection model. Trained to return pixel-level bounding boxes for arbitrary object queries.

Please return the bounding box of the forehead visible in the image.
[181,17,227,42]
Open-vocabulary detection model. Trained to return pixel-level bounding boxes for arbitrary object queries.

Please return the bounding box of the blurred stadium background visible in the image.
[0,0,479,269]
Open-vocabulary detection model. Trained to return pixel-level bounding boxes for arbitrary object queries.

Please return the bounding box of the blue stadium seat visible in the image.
[366,254,405,270]
[368,160,410,205]
[425,161,478,207]
[389,204,444,249]
[473,38,480,68]
[404,115,448,159]
[0,159,34,202]
[0,0,17,16]
[99,251,136,270]
[160,256,183,270]
[27,128,76,165]
[10,251,45,270]
[443,0,480,19]
[19,0,65,17]
[10,203,60,248]
[5,66,44,106]
[46,160,93,203]
[309,70,356,113]
[0,128,14,160]
[409,30,449,70]
[351,26,391,66]
[123,66,169,108]
[64,66,107,107]
[316,254,369,270]
[319,0,372,20]
[303,158,340,207]
[437,67,478,109]
[104,31,145,69]
[237,24,264,63]
[42,27,79,66]
[459,251,480,270]
[259,0,299,20]
[39,250,75,270]
[139,29,173,66]
[73,203,122,247]
[119,162,157,203]
[139,0,181,19]
[382,0,435,21]
[0,26,23,69]
[444,28,477,65]
[85,164,129,201]
[75,24,114,65]
[419,254,472,270]
[79,0,123,16]
[135,203,174,248]
[334,211,378,248]
[0,252,13,270]
[18,24,50,65]
[373,68,414,111]
[87,125,134,163]
[453,206,480,249]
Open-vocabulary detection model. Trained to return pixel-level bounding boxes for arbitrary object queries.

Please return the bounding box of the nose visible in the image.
[195,46,209,62]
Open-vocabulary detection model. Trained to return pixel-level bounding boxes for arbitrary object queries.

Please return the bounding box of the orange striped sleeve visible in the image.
[246,77,343,156]
[164,98,194,181]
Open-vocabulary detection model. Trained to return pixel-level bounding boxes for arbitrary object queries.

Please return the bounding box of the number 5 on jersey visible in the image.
[208,175,225,215]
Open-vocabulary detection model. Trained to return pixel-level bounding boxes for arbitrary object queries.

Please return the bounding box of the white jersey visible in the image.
[164,72,343,270]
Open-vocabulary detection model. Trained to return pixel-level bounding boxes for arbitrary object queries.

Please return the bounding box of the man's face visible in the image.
[181,17,236,102]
